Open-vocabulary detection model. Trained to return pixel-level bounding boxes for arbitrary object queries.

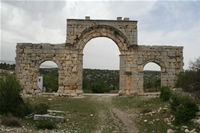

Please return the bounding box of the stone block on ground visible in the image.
[34,114,64,122]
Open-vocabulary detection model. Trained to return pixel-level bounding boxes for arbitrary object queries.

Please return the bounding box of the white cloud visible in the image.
[1,1,67,62]
[1,0,200,71]
[139,23,200,69]
[137,1,200,69]
[1,4,65,37]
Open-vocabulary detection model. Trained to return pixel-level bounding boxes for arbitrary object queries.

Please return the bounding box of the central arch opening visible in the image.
[83,37,120,93]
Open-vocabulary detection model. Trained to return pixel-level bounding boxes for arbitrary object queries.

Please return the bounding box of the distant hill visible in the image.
[83,68,119,88]
[39,68,58,77]
[143,70,161,92]
[143,70,161,84]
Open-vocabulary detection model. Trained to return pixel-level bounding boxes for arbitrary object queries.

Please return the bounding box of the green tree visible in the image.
[83,78,92,93]
[0,73,30,117]
[175,57,200,95]
[160,86,171,101]
[170,94,198,125]
[91,80,110,93]
[43,72,58,92]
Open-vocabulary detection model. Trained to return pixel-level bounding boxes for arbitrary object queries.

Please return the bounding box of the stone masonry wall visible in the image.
[66,17,137,48]
[15,43,83,96]
[15,17,184,96]
[118,45,184,95]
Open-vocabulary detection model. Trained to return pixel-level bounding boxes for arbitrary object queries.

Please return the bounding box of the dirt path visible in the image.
[91,95,139,133]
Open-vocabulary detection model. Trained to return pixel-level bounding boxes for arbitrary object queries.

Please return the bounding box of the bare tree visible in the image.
[189,57,200,71]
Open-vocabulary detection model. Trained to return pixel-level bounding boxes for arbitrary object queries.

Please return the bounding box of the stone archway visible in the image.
[15,17,184,96]
[30,54,62,93]
[37,61,59,92]
[73,25,130,95]
[142,59,166,73]
[35,59,61,92]
[141,59,166,92]
[74,25,129,54]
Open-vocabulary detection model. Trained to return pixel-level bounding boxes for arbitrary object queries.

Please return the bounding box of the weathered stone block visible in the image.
[34,114,64,122]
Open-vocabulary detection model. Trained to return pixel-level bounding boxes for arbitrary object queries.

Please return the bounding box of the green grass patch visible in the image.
[113,95,168,111]
[35,120,56,129]
[27,96,99,132]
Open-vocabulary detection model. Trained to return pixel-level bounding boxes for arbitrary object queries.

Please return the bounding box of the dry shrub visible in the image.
[1,117,21,127]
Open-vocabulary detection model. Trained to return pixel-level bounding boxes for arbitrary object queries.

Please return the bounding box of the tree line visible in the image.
[0,63,15,70]
[0,63,162,93]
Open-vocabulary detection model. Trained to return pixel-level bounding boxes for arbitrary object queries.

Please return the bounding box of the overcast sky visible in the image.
[1,0,200,70]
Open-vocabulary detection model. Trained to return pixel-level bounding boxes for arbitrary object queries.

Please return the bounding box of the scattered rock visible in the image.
[181,126,188,130]
[167,123,172,126]
[149,121,154,124]
[158,107,162,113]
[90,114,93,117]
[156,119,160,121]
[185,129,189,133]
[163,107,168,110]
[196,112,200,116]
[47,110,64,113]
[190,129,196,133]
[167,129,175,133]
[152,111,156,114]
[144,120,147,123]
[175,126,179,129]
[191,118,200,125]
[164,118,170,123]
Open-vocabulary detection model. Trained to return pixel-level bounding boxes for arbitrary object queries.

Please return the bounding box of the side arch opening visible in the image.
[38,61,59,93]
[143,62,161,92]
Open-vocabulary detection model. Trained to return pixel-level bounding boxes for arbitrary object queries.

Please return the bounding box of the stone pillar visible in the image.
[118,54,126,95]
[125,71,132,95]
[77,54,84,96]
[161,72,168,87]
[138,72,144,93]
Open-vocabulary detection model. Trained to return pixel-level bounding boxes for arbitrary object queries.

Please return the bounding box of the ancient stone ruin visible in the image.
[15,17,184,96]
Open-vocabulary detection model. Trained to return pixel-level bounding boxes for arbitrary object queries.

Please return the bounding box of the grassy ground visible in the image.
[25,96,100,132]
[112,95,200,133]
[1,95,200,133]
[112,96,170,133]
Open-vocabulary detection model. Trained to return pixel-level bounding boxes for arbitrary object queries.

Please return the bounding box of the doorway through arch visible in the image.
[38,61,59,93]
[143,62,161,92]
[82,37,120,93]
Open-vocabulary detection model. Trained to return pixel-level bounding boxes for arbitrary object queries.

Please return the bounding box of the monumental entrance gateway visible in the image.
[15,17,184,96]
